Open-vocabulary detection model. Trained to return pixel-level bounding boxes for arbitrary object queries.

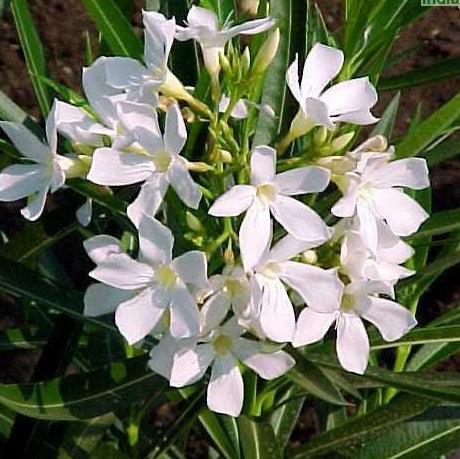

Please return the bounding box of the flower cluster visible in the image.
[0,6,429,416]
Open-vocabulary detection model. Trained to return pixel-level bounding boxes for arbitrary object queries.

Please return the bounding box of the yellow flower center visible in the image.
[153,149,172,173]
[155,265,177,288]
[222,278,243,298]
[340,293,356,313]
[256,183,277,203]
[261,261,282,279]
[212,334,233,356]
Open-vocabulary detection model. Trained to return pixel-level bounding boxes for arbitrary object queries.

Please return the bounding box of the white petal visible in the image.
[372,188,429,236]
[201,292,231,333]
[286,55,302,104]
[320,77,378,116]
[269,234,317,262]
[103,56,146,89]
[332,109,379,125]
[274,166,330,196]
[356,200,379,254]
[87,148,154,186]
[172,251,207,288]
[336,315,369,374]
[239,203,271,272]
[89,254,153,290]
[84,235,123,264]
[187,6,218,30]
[301,43,344,98]
[84,283,132,316]
[143,11,175,69]
[76,199,92,227]
[127,174,169,228]
[0,121,50,163]
[219,96,248,119]
[270,195,330,243]
[250,145,276,185]
[208,185,255,216]
[0,164,48,201]
[115,287,166,344]
[225,17,275,38]
[136,215,173,266]
[331,178,359,217]
[359,297,417,342]
[207,355,243,417]
[303,98,333,128]
[293,308,336,347]
[164,103,187,155]
[170,344,214,387]
[169,283,200,338]
[345,280,394,298]
[20,188,48,221]
[260,279,295,342]
[365,158,429,190]
[282,263,343,313]
[235,339,295,379]
[168,158,202,208]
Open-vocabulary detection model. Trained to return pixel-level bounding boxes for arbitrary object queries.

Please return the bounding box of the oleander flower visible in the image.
[244,230,343,343]
[293,280,417,374]
[286,43,378,139]
[84,215,207,343]
[0,100,87,221]
[332,152,430,251]
[168,317,295,416]
[87,102,201,227]
[175,6,275,80]
[209,145,331,271]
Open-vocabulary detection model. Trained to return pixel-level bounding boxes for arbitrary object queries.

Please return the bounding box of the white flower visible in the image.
[286,43,378,135]
[87,102,201,227]
[0,101,84,221]
[175,6,275,78]
[332,153,430,251]
[219,95,249,119]
[169,317,295,417]
[340,223,414,284]
[209,145,331,271]
[83,215,207,343]
[293,280,417,374]
[245,230,343,343]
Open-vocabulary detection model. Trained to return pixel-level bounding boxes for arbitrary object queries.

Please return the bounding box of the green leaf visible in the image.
[0,327,48,350]
[410,208,460,240]
[356,405,460,459]
[396,91,460,159]
[0,403,15,440]
[82,0,143,59]
[371,91,400,139]
[237,415,282,459]
[423,136,460,166]
[370,325,460,350]
[289,394,438,458]
[253,0,306,145]
[10,0,52,116]
[0,355,164,420]
[0,89,29,123]
[379,58,460,91]
[287,350,348,406]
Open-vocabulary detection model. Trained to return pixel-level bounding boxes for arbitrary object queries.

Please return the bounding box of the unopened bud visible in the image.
[241,47,251,73]
[186,161,214,172]
[181,107,196,123]
[356,135,388,153]
[224,240,234,265]
[252,28,280,76]
[313,126,328,145]
[301,250,317,264]
[219,53,231,74]
[160,69,191,101]
[316,156,356,175]
[57,155,90,179]
[218,149,233,163]
[331,132,354,153]
[186,211,203,233]
[237,0,260,16]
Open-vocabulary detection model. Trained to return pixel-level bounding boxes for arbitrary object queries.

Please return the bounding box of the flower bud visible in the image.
[241,47,251,73]
[313,126,328,145]
[331,132,355,153]
[224,241,235,265]
[186,211,204,233]
[186,161,214,172]
[315,156,356,175]
[219,53,231,74]
[237,0,260,16]
[160,69,191,101]
[57,155,90,179]
[218,149,233,163]
[252,28,280,76]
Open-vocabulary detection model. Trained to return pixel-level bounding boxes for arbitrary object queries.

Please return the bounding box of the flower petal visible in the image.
[331,178,359,217]
[170,344,214,387]
[301,43,344,98]
[138,214,174,265]
[87,148,154,186]
[168,158,202,208]
[208,184,255,216]
[356,200,379,253]
[84,235,123,264]
[336,315,369,374]
[143,11,175,70]
[372,188,429,236]
[358,297,417,342]
[260,279,295,342]
[89,254,154,290]
[282,262,343,313]
[239,203,271,272]
[103,56,146,89]
[332,109,379,125]
[303,97,333,127]
[20,188,48,221]
[250,145,276,185]
[274,166,330,196]
[201,292,231,333]
[0,164,48,201]
[320,77,378,116]
[270,195,330,243]
[169,283,200,338]
[286,55,302,104]
[186,6,218,30]
[293,308,336,347]
[84,283,132,316]
[207,355,243,417]
[269,234,317,262]
[115,287,166,344]
[0,121,50,163]
[76,198,92,227]
[172,251,207,288]
[164,103,187,155]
